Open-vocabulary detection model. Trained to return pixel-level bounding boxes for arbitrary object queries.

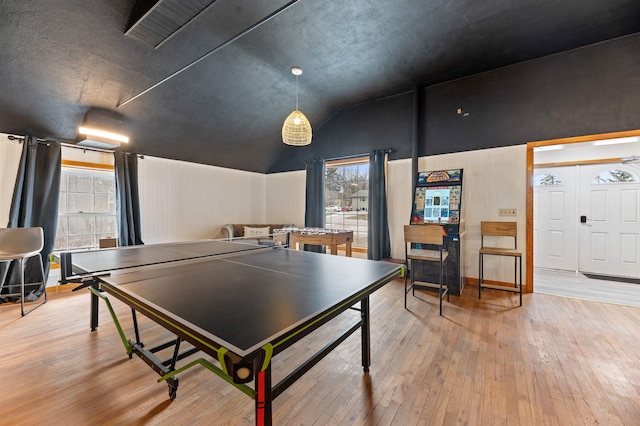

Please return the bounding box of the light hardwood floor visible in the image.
[2,279,640,425]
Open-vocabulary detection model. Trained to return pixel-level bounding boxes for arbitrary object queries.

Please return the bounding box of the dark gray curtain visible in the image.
[304,158,325,253]
[1,136,61,301]
[115,152,144,246]
[367,149,391,260]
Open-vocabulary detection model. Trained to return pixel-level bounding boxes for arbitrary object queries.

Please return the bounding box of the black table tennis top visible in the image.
[66,239,268,276]
[92,245,401,357]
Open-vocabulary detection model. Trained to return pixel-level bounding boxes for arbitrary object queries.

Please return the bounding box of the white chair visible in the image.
[0,227,47,316]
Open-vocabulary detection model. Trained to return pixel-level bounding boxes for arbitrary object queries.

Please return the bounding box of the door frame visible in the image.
[525,129,640,293]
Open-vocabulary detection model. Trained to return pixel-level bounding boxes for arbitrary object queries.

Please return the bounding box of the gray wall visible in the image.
[269,32,640,173]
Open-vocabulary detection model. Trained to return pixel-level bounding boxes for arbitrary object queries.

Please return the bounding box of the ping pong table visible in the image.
[59,239,402,425]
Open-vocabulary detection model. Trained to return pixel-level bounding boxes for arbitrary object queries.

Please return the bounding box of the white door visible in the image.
[533,167,578,270]
[578,164,640,277]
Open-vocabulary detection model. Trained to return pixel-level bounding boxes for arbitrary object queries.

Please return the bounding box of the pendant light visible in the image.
[282,66,312,146]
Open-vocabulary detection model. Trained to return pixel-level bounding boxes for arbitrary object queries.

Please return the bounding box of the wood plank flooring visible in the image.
[2,279,640,425]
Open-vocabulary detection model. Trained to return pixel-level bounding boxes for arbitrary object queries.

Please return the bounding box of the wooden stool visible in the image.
[478,221,522,306]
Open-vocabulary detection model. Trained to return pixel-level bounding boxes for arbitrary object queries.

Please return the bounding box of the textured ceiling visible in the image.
[1,0,639,173]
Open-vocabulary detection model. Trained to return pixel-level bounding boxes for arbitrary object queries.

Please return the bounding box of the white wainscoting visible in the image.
[265,170,306,227]
[0,135,23,226]
[387,158,413,260]
[138,156,267,244]
[418,145,527,282]
[0,138,527,283]
[258,145,527,283]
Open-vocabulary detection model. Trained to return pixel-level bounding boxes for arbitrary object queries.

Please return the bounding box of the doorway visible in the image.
[527,130,640,300]
[533,163,640,276]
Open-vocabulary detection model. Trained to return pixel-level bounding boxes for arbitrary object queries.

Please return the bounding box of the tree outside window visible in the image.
[55,167,116,251]
[324,158,369,248]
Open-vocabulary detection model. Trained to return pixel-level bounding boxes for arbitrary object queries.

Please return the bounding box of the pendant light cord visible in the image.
[295,74,299,111]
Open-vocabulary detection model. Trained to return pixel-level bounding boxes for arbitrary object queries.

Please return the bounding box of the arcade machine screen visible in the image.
[410,169,462,226]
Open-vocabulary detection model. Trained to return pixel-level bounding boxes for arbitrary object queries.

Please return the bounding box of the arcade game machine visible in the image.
[409,169,465,295]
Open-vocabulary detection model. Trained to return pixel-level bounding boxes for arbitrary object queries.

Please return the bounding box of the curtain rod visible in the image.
[324,149,393,162]
[7,134,46,143]
[7,134,118,154]
[60,142,116,154]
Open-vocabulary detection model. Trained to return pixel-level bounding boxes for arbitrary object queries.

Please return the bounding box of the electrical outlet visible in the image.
[498,208,517,217]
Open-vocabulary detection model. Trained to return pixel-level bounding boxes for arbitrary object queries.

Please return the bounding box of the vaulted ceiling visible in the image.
[1,0,639,173]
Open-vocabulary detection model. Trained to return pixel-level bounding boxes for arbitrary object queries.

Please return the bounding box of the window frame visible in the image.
[324,156,369,251]
[55,159,117,252]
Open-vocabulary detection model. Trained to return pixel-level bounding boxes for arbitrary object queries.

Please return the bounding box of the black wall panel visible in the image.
[423,33,640,156]
[269,33,640,173]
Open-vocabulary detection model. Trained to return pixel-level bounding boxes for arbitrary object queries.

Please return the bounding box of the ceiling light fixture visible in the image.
[76,108,129,150]
[78,127,129,143]
[282,66,312,146]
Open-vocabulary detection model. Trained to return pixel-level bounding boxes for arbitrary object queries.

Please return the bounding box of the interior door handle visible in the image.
[580,215,588,223]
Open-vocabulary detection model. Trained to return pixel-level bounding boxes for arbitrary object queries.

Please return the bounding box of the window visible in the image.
[55,165,116,251]
[592,169,638,184]
[324,157,369,248]
[534,173,563,186]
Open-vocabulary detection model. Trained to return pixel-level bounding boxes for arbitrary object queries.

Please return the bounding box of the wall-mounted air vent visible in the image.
[125,0,218,48]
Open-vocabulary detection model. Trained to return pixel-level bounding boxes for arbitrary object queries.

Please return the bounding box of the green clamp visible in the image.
[260,343,273,372]
[88,286,132,355]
